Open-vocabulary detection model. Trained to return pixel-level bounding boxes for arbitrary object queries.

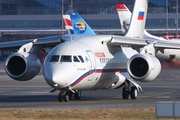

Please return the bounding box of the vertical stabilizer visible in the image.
[116,3,165,41]
[69,12,96,35]
[125,0,148,39]
[116,4,131,35]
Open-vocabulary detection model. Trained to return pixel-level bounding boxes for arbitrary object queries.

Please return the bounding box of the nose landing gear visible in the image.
[58,90,81,102]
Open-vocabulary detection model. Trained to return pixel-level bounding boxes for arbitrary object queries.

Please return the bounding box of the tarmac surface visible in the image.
[0,61,180,110]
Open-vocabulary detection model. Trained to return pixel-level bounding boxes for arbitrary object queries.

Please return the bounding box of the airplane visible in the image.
[42,0,180,102]
[116,3,180,63]
[2,0,180,102]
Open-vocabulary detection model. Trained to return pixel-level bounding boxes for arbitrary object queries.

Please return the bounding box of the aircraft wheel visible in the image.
[130,87,137,99]
[68,91,73,100]
[64,93,70,102]
[122,87,129,99]
[58,94,63,102]
[74,90,81,100]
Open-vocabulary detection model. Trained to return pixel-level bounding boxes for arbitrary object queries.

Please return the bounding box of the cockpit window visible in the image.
[78,56,84,63]
[49,55,59,62]
[73,56,80,62]
[60,55,72,62]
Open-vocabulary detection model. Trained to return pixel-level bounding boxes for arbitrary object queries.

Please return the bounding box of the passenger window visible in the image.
[78,56,84,63]
[73,56,80,62]
[60,55,72,62]
[49,55,59,62]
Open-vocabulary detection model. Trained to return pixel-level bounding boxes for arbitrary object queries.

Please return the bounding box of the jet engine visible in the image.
[127,53,161,82]
[4,52,41,81]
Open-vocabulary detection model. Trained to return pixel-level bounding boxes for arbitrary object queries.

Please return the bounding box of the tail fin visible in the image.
[116,4,131,35]
[116,3,166,41]
[63,12,96,35]
[125,0,148,39]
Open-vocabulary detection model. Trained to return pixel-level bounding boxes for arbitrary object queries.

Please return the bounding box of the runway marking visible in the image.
[140,90,178,98]
[155,90,178,96]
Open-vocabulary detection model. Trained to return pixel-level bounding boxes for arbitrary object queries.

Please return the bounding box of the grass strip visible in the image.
[0,108,179,120]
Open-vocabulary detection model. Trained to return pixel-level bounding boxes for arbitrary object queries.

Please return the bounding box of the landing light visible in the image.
[54,83,59,87]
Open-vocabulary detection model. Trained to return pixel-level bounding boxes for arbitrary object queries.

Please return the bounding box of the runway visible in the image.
[0,64,180,110]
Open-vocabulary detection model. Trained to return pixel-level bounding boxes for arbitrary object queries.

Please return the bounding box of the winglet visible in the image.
[125,0,148,39]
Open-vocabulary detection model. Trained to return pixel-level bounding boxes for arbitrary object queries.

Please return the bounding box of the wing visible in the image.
[0,35,66,50]
[111,35,180,50]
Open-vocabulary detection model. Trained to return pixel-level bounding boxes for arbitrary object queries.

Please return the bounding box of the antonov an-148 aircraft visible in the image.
[2,0,180,102]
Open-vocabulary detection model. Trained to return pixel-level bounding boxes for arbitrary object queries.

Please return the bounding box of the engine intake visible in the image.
[5,52,41,81]
[127,53,161,82]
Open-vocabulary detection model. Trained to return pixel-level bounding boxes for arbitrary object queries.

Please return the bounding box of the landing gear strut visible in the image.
[74,90,81,100]
[122,81,138,99]
[58,91,70,102]
[58,90,81,102]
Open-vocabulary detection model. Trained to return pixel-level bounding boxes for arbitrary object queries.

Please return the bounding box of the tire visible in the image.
[68,91,73,100]
[74,91,81,100]
[122,87,129,99]
[64,93,70,102]
[130,87,138,99]
[58,94,63,102]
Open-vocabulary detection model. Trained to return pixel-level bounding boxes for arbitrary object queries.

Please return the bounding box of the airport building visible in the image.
[0,0,179,60]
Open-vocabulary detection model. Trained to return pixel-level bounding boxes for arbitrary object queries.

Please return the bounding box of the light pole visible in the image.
[166,0,168,35]
[71,0,73,11]
[61,0,64,35]
[176,0,178,39]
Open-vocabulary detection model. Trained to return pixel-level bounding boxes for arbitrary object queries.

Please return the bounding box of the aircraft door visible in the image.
[86,50,96,81]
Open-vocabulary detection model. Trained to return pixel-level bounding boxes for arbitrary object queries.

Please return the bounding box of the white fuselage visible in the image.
[43,35,135,91]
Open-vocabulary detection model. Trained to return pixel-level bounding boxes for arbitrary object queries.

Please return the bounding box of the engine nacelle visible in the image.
[127,53,161,82]
[4,52,41,81]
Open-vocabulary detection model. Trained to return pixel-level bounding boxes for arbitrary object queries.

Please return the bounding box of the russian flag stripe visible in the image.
[138,11,144,20]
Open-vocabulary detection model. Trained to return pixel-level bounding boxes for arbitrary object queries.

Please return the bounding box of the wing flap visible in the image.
[33,35,62,45]
[154,40,180,49]
[111,36,147,46]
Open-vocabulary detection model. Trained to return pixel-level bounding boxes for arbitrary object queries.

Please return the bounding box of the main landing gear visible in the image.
[122,81,138,99]
[58,90,81,102]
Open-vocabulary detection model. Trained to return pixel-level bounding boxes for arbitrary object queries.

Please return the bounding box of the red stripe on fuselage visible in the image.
[70,69,127,88]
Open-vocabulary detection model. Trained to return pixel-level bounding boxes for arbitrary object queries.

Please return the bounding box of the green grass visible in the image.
[0,108,179,120]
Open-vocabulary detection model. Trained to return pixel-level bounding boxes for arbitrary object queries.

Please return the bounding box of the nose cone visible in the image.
[43,64,68,89]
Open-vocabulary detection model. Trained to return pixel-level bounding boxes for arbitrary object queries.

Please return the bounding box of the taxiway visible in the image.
[0,63,180,110]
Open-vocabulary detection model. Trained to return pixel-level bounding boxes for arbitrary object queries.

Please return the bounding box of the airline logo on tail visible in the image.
[63,12,96,35]
[116,4,131,35]
[74,21,86,33]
